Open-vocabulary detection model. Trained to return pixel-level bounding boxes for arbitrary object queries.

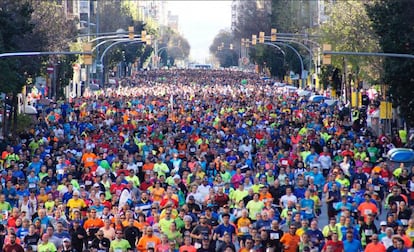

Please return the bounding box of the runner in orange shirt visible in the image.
[81,148,97,168]
[280,225,300,252]
[83,209,104,240]
[364,234,386,252]
[136,227,161,252]
[357,193,378,221]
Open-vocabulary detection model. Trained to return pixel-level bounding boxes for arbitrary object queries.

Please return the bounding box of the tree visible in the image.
[209,30,238,67]
[233,1,271,44]
[30,1,78,98]
[157,26,190,67]
[0,1,37,94]
[366,0,414,128]
[271,0,311,33]
[0,0,36,137]
[320,1,382,84]
[233,1,271,70]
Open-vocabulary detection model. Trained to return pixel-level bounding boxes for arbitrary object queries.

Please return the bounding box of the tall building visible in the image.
[167,11,179,31]
[138,0,167,25]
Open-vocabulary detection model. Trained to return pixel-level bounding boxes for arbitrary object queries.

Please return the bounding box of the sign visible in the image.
[79,1,89,14]
[47,66,54,74]
[380,101,392,119]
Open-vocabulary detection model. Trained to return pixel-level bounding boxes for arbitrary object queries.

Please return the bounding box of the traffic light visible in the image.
[322,44,332,65]
[259,32,265,44]
[252,35,257,45]
[128,26,134,40]
[141,30,147,43]
[271,28,277,42]
[82,43,92,65]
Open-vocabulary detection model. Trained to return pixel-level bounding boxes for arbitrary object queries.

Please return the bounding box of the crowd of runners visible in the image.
[0,69,412,252]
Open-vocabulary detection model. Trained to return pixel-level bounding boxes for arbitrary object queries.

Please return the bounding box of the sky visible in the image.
[166,1,232,63]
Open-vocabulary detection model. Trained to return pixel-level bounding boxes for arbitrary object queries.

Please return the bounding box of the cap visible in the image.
[93,183,100,187]
[63,238,70,242]
[188,195,195,200]
[173,174,181,180]
[380,221,387,226]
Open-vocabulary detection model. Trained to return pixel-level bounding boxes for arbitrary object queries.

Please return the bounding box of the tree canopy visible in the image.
[209,30,238,68]
[320,1,382,84]
[366,0,414,127]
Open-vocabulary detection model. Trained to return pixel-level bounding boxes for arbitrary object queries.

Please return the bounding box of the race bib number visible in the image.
[305,209,312,214]
[270,233,280,240]
[147,242,155,248]
[365,229,373,236]
[364,209,372,215]
[374,186,380,191]
[401,219,408,225]
[409,231,414,237]
[240,227,249,233]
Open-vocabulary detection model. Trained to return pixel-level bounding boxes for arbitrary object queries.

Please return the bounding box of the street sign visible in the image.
[47,66,54,74]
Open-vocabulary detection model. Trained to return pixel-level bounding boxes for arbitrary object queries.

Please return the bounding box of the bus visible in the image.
[189,64,212,69]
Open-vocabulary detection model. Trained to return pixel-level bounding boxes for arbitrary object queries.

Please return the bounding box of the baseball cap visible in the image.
[380,221,387,226]
[63,238,70,242]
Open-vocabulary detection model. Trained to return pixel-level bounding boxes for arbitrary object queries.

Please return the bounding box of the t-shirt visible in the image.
[38,242,57,252]
[67,198,87,210]
[3,243,24,252]
[280,232,300,252]
[110,239,131,252]
[0,201,12,211]
[179,245,197,252]
[136,236,161,252]
[246,200,264,220]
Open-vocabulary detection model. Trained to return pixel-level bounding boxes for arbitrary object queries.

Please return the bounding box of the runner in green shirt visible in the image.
[37,234,57,252]
[110,230,131,252]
